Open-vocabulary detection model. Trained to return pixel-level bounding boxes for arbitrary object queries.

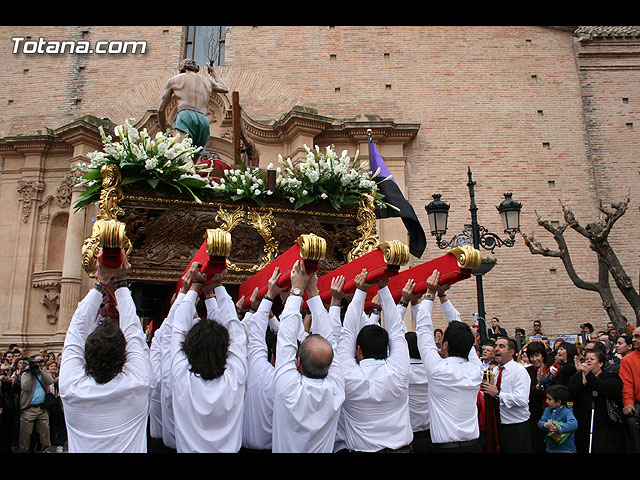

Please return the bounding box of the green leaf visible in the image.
[159,178,183,193]
[120,175,147,186]
[73,195,99,212]
[146,178,160,189]
[81,169,102,181]
[78,182,102,198]
[342,195,361,205]
[178,177,207,188]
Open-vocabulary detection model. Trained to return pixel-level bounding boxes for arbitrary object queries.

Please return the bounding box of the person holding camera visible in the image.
[15,354,53,453]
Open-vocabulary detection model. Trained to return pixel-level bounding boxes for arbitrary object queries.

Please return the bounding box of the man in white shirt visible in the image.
[481,336,532,452]
[272,260,345,453]
[241,268,283,452]
[402,277,473,453]
[59,252,153,453]
[148,320,164,451]
[414,269,483,453]
[170,262,247,453]
[337,269,413,453]
[157,269,218,452]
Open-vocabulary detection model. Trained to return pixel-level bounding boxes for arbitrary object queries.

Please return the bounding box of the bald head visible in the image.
[297,334,333,379]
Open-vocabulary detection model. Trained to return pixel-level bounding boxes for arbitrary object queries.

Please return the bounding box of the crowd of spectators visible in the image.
[0,345,66,453]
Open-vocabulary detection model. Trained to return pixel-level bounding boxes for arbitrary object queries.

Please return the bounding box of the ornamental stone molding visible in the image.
[32,270,62,324]
[17,180,45,223]
[55,172,78,209]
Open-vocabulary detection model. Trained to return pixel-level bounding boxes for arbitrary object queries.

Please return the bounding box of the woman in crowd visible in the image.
[554,342,579,387]
[568,348,626,453]
[526,341,553,453]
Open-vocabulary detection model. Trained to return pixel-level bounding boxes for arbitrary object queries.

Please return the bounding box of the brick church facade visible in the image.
[0,26,638,353]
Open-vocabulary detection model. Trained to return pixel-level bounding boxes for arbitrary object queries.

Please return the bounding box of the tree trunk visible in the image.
[521,198,639,333]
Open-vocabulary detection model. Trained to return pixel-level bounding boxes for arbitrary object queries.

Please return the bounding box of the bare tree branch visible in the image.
[522,199,639,329]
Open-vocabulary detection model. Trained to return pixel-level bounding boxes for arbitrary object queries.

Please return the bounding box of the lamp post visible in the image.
[425,167,522,342]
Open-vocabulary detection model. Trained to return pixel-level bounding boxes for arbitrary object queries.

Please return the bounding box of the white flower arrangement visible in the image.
[272,144,383,210]
[74,118,385,212]
[73,117,205,209]
[206,166,270,206]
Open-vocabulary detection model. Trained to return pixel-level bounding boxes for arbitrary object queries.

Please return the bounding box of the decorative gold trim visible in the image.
[217,205,280,273]
[215,204,245,231]
[447,245,483,270]
[347,192,379,262]
[243,207,279,271]
[81,219,132,277]
[378,240,410,267]
[82,164,132,277]
[122,194,358,219]
[296,233,327,261]
[205,228,232,257]
[99,164,125,220]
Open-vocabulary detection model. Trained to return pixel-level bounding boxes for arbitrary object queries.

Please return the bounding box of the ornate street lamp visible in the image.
[425,167,522,341]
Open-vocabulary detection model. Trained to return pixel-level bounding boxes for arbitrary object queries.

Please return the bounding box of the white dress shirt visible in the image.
[158,291,218,449]
[328,302,382,452]
[242,297,276,450]
[414,298,483,444]
[170,287,247,453]
[399,298,462,433]
[158,291,186,449]
[148,325,164,439]
[491,359,531,424]
[337,286,413,452]
[272,294,345,453]
[60,287,153,453]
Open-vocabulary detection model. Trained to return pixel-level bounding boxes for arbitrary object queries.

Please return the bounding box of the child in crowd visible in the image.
[537,384,578,453]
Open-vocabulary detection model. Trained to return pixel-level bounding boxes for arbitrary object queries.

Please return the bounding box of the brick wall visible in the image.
[0,26,184,137]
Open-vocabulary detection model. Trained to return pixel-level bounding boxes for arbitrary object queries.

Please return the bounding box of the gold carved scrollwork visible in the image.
[99,164,126,221]
[447,245,483,270]
[347,192,379,262]
[215,204,245,232]
[82,164,132,277]
[216,205,280,273]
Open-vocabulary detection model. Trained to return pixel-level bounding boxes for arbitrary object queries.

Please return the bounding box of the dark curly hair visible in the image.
[178,58,199,73]
[182,319,229,381]
[526,340,547,359]
[84,321,126,384]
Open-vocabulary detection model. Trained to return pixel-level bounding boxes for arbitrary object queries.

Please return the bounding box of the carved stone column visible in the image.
[52,184,87,343]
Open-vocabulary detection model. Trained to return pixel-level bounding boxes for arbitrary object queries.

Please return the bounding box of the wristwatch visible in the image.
[425,293,434,301]
[290,287,304,297]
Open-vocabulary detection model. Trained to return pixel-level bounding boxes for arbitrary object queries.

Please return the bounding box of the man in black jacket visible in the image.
[487,317,507,340]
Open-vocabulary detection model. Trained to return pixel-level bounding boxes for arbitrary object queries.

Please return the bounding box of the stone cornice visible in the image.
[242,107,420,146]
[0,134,72,156]
[54,115,113,149]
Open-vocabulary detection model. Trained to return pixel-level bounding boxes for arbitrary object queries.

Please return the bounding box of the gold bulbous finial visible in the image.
[378,240,410,267]
[296,233,327,261]
[447,245,483,270]
[205,228,232,257]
